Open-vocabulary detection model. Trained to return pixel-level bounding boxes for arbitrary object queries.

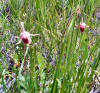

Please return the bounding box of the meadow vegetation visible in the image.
[0,0,100,93]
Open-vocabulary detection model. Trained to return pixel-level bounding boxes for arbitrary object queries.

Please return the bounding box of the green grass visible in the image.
[0,0,100,93]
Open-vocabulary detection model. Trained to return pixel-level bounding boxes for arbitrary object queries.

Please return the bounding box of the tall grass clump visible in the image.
[0,0,100,93]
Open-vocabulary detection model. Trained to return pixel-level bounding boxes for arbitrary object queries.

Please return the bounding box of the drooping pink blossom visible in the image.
[80,22,86,32]
[16,22,40,45]
[19,22,31,44]
[20,31,31,44]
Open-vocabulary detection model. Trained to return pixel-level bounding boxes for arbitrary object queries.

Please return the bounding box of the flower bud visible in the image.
[20,31,31,44]
[17,22,39,45]
[80,22,86,32]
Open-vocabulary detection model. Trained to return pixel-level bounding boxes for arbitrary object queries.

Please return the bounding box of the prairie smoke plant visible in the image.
[80,22,86,32]
[16,22,40,45]
[20,31,31,44]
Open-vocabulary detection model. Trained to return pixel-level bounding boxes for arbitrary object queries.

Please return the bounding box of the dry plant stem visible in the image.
[23,44,26,71]
[81,17,83,23]
[18,45,29,76]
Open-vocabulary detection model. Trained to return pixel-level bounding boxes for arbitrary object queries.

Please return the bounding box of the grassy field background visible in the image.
[0,0,100,93]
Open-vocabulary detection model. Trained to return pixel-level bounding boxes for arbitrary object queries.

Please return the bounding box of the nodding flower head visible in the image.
[80,22,86,32]
[17,22,40,45]
[20,31,31,44]
[19,22,31,44]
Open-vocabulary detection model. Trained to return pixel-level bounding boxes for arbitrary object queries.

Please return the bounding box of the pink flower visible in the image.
[16,22,40,45]
[20,31,31,44]
[80,22,86,32]
[19,22,31,44]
